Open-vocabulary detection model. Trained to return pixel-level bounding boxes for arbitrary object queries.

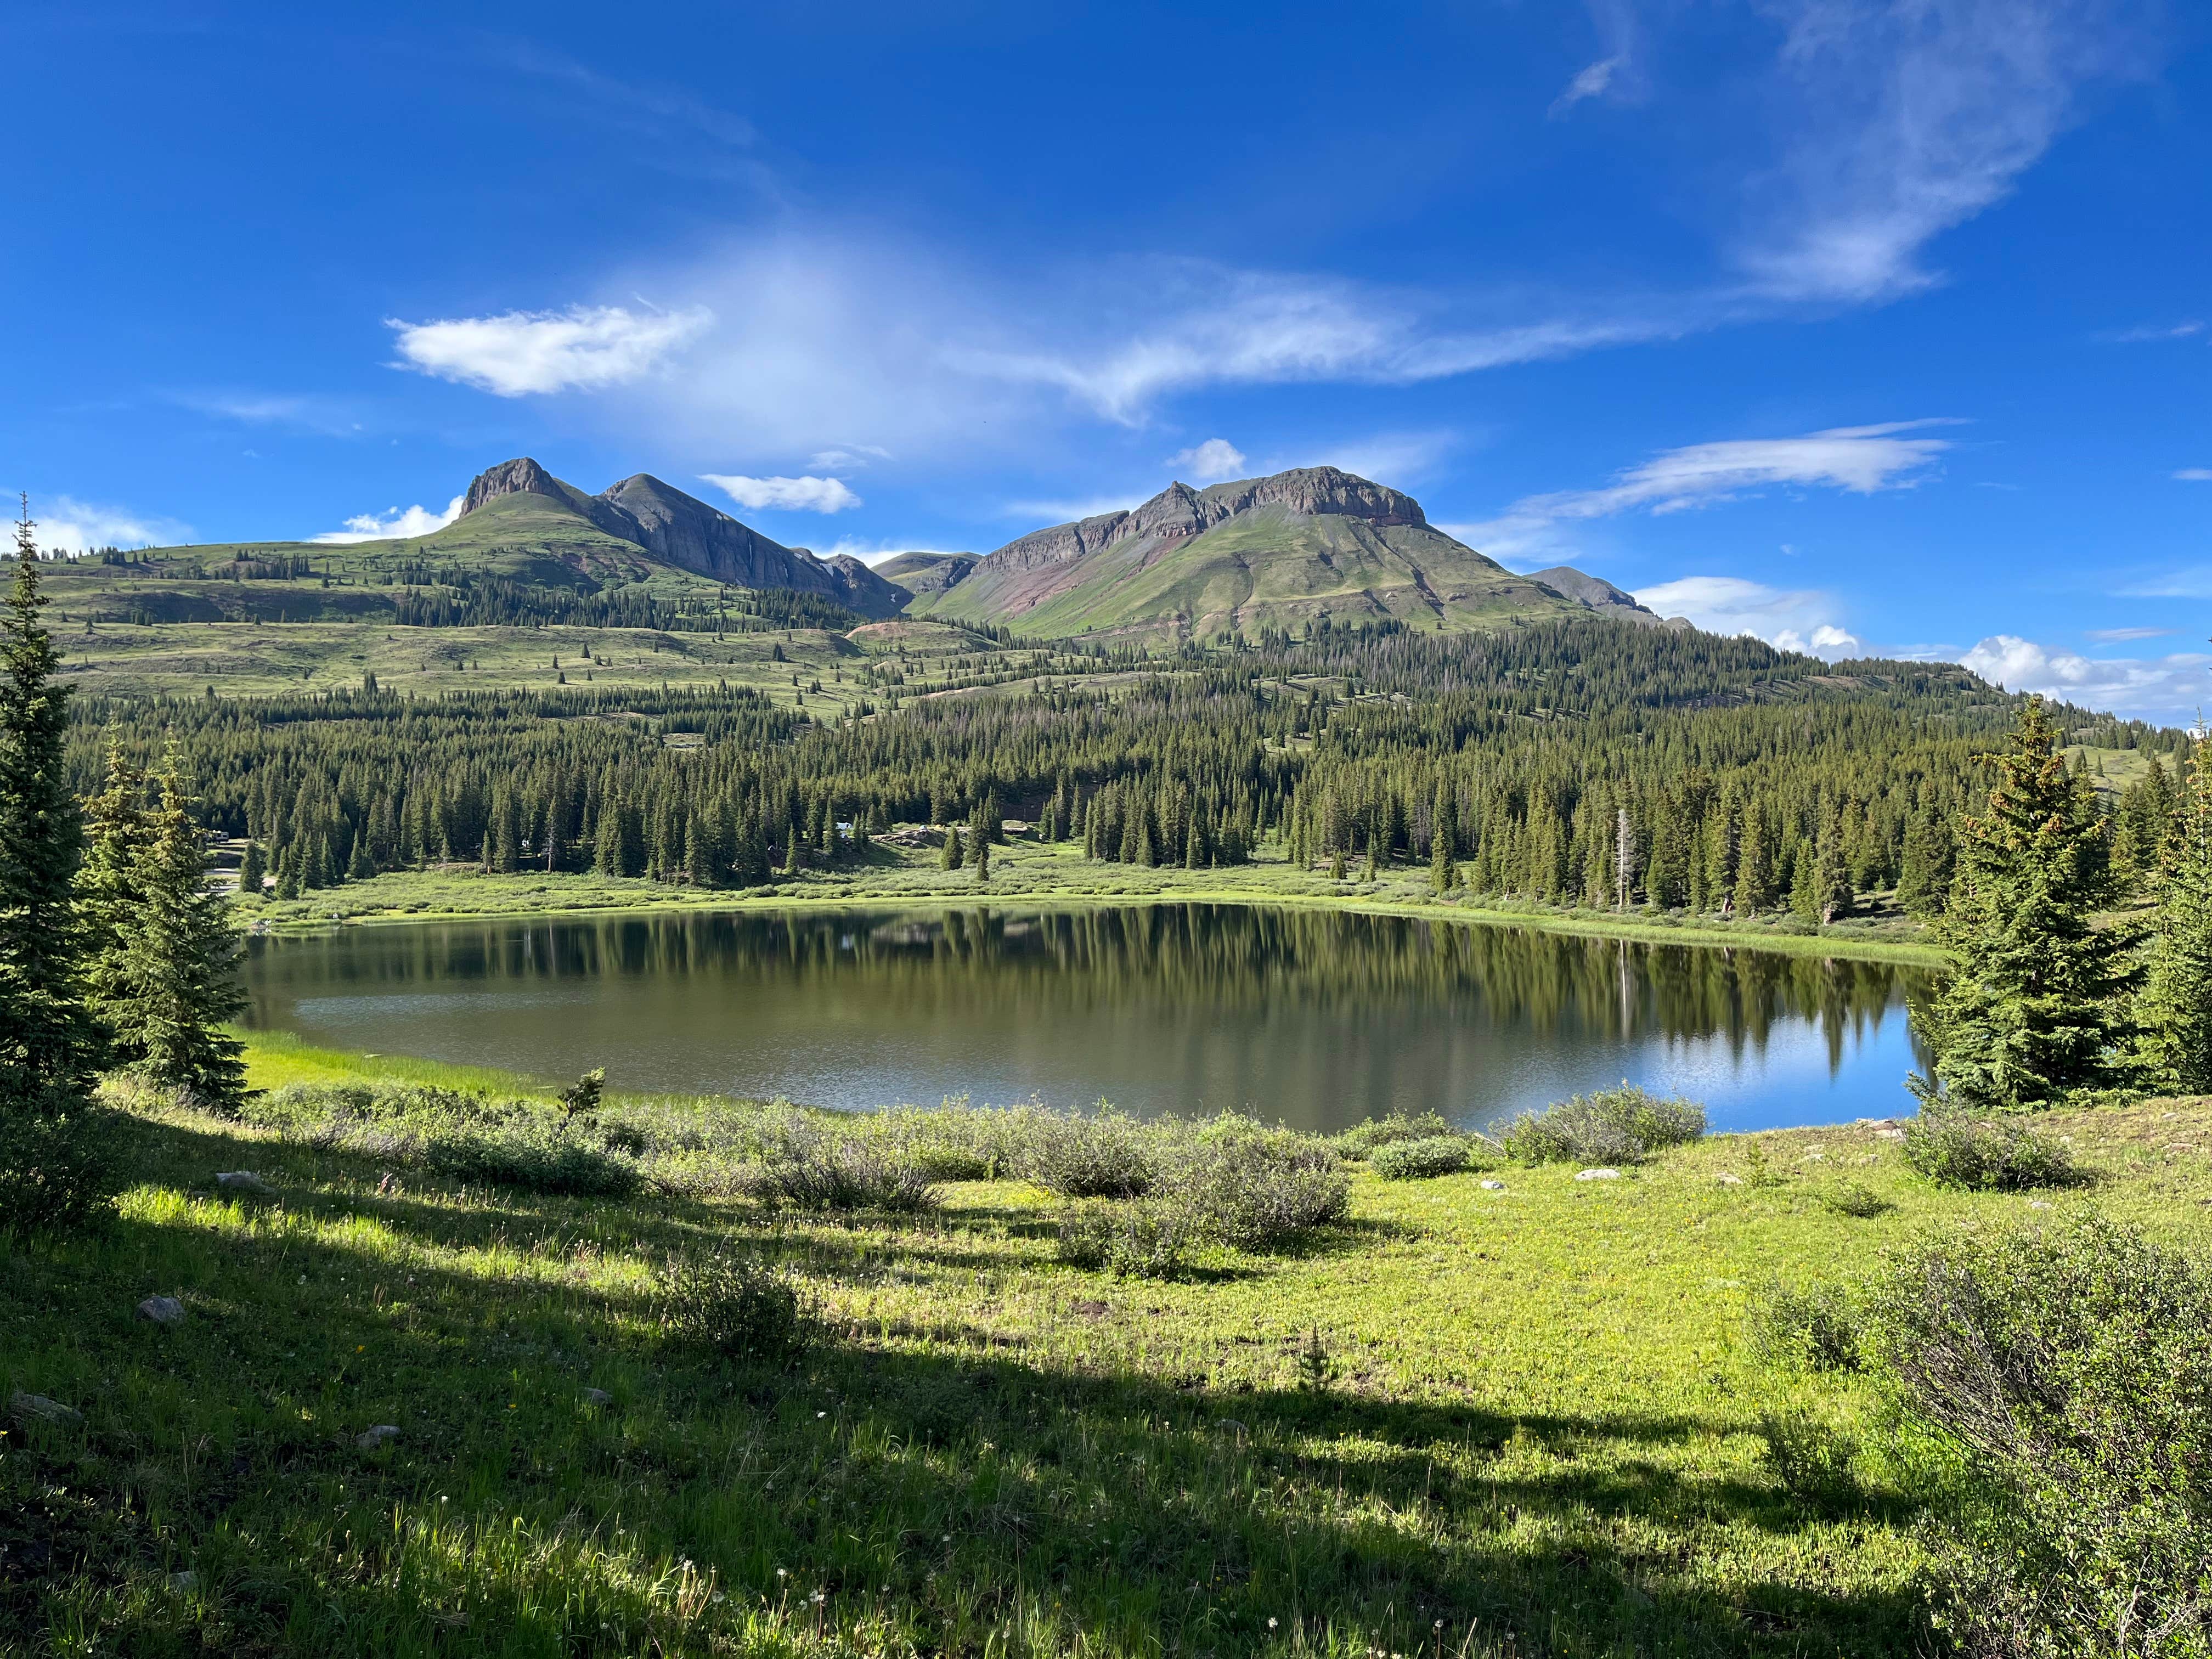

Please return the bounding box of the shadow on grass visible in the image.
[0,1109,1934,1659]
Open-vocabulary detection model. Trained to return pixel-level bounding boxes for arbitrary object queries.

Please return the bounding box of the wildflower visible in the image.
[1269,1618,1278,1629]
[776,1568,788,1579]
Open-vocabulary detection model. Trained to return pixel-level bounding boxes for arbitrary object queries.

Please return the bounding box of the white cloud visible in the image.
[1962,634,2212,724]
[313,495,465,544]
[2103,320,2205,342]
[808,445,891,471]
[700,473,862,514]
[1001,494,1145,523]
[1454,420,1953,560]
[1735,0,2155,304]
[388,304,712,396]
[2175,468,2212,482]
[1633,575,1859,657]
[25,495,191,552]
[2089,626,2172,642]
[1168,438,1246,482]
[1553,56,1623,112]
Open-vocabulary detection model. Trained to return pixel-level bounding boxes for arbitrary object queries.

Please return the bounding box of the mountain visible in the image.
[911,466,1589,639]
[1522,566,1689,630]
[875,551,979,600]
[451,459,906,618]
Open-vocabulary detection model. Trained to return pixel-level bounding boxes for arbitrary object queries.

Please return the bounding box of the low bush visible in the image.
[1369,1135,1475,1181]
[1331,1111,1455,1160]
[1018,1105,1156,1198]
[1818,1181,1892,1218]
[1500,1086,1707,1165]
[658,1253,810,1363]
[758,1139,938,1212]
[1054,1198,1194,1278]
[1746,1279,1863,1373]
[1757,1406,1863,1511]
[240,1081,642,1197]
[1901,1112,2078,1190]
[1869,1214,2212,1657]
[1170,1119,1350,1250]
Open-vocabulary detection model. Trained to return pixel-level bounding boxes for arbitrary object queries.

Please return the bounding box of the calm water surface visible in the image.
[242,904,1931,1134]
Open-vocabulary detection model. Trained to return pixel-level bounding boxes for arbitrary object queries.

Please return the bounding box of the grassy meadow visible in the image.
[5,1032,2208,1657]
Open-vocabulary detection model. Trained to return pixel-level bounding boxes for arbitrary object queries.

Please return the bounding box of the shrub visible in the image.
[1331,1111,1455,1160]
[0,1080,126,1237]
[1901,1112,2078,1190]
[658,1254,809,1363]
[1757,1406,1863,1511]
[758,1140,938,1212]
[1819,1181,1892,1218]
[1369,1136,1476,1181]
[1746,1279,1863,1373]
[1869,1214,2212,1657]
[1500,1086,1707,1165]
[421,1120,641,1198]
[1167,1120,1349,1250]
[1054,1198,1194,1279]
[1019,1105,1156,1198]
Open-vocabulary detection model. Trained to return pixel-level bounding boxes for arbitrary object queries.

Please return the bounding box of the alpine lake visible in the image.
[241,902,1931,1135]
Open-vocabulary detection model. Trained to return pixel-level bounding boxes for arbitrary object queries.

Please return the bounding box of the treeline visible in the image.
[387,572,870,634]
[65,619,2176,915]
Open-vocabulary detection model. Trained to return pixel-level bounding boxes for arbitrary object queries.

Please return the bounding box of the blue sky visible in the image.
[7,1,2209,720]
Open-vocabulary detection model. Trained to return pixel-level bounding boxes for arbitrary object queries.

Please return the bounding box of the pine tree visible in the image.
[93,763,247,1108]
[238,837,266,899]
[1896,809,1954,918]
[595,799,630,877]
[0,500,116,1229]
[1911,697,2139,1112]
[973,833,991,882]
[2138,732,2212,1093]
[940,822,963,871]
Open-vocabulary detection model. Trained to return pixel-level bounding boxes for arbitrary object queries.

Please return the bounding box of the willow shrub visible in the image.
[1500,1086,1707,1166]
[1900,1111,2078,1191]
[1871,1214,2212,1657]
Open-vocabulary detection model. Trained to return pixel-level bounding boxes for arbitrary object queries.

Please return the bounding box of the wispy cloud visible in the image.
[1453,420,1955,559]
[2175,468,2212,482]
[2102,320,2205,342]
[2119,566,2212,598]
[25,494,191,552]
[1734,0,2156,304]
[1551,0,1640,115]
[1633,575,1861,658]
[313,495,464,544]
[808,445,891,471]
[2088,626,2173,642]
[1168,438,1247,482]
[388,304,713,397]
[167,390,366,436]
[700,474,861,514]
[1001,493,1145,524]
[1962,634,2211,724]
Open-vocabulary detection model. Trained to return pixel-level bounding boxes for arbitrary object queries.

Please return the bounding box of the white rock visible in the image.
[1480,1180,1505,1191]
[357,1424,399,1450]
[216,1171,272,1194]
[137,1295,185,1325]
[1575,1168,1621,1181]
[581,1388,612,1406]
[1876,1128,1906,1141]
[1714,1172,1745,1186]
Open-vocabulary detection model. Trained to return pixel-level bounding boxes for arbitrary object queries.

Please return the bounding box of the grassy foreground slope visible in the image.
[5,1045,2208,1657]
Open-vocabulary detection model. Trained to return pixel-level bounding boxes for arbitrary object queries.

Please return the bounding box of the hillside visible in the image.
[913,466,1667,640]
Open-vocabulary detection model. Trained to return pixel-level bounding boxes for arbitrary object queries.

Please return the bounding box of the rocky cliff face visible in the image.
[984,466,1422,573]
[1523,566,1688,629]
[453,459,904,618]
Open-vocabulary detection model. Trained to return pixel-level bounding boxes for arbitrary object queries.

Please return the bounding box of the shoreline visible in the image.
[242,855,1946,969]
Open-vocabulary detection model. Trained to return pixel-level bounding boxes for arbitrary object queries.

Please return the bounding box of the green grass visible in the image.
[242,831,1945,968]
[7,1057,2209,1656]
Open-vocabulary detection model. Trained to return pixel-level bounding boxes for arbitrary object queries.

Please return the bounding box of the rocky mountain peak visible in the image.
[461,457,567,516]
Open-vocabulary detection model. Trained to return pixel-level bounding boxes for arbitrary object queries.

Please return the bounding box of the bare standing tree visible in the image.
[1615,806,1638,913]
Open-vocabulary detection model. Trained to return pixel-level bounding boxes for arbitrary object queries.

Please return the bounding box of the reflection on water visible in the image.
[243,904,1931,1134]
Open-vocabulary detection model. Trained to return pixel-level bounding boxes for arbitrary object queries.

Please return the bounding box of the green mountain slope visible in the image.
[916,466,1599,639]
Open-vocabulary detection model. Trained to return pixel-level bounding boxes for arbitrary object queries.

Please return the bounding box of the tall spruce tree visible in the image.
[84,760,247,1108]
[0,501,116,1229]
[1911,696,2139,1112]
[2137,731,2212,1094]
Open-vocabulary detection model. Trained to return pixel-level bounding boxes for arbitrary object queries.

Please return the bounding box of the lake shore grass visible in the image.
[7,1050,2208,1656]
[242,834,1945,969]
